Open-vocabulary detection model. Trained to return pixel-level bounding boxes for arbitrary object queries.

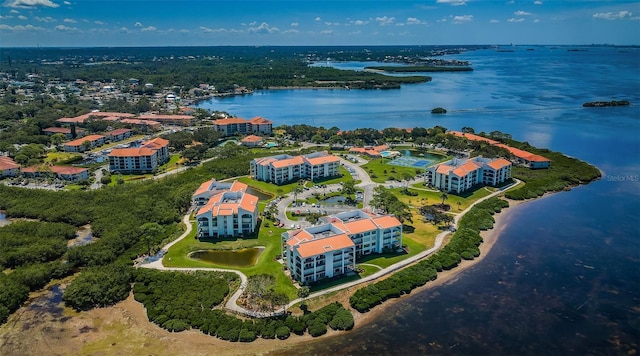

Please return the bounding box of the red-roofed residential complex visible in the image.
[213,116,272,136]
[0,157,20,177]
[448,131,551,169]
[108,137,170,173]
[426,156,512,194]
[63,134,106,152]
[20,165,89,182]
[282,209,402,284]
[251,151,340,184]
[241,134,264,147]
[195,180,259,238]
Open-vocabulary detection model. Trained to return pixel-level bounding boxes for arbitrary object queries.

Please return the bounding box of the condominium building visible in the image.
[282,209,403,284]
[251,151,340,185]
[108,137,170,173]
[425,156,512,194]
[195,189,259,238]
[212,116,273,136]
[63,134,106,152]
[192,179,248,207]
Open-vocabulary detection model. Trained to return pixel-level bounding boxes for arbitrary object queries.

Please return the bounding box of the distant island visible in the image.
[583,100,630,107]
[431,107,448,114]
[365,65,473,73]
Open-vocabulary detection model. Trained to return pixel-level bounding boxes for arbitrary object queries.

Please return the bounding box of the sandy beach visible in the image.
[0,199,528,356]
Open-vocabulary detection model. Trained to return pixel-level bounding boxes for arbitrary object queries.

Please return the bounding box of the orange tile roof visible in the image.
[372,215,402,229]
[49,166,88,175]
[0,157,19,170]
[486,158,512,170]
[305,154,340,166]
[436,164,453,175]
[449,131,500,145]
[343,219,378,234]
[65,134,105,147]
[104,128,133,136]
[108,147,155,157]
[43,127,72,134]
[214,117,247,125]
[295,234,354,258]
[194,179,216,197]
[248,116,272,124]
[286,230,314,247]
[239,193,259,213]
[229,181,248,192]
[196,191,258,217]
[142,137,169,149]
[271,156,304,169]
[137,114,194,121]
[121,118,161,126]
[242,135,263,143]
[451,131,550,164]
[451,161,481,177]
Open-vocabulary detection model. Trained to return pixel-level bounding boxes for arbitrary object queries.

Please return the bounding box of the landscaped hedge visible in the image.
[132,270,353,342]
[350,197,509,313]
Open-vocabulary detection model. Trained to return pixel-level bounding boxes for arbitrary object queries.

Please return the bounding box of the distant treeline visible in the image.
[365,65,473,72]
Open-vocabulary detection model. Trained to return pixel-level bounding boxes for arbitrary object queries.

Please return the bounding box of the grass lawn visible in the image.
[357,236,427,268]
[44,152,82,164]
[361,158,424,183]
[163,220,298,299]
[394,186,493,212]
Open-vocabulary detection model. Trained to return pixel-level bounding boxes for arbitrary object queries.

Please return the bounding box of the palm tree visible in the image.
[440,192,448,206]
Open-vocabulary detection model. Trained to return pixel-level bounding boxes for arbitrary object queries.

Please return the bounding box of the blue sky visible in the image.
[1,0,638,47]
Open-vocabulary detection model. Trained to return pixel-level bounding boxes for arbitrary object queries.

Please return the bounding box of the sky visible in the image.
[0,0,639,47]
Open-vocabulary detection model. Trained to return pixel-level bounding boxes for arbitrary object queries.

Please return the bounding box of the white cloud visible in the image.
[437,0,466,6]
[490,19,500,23]
[179,29,189,34]
[55,24,80,32]
[352,19,368,25]
[3,0,59,8]
[290,22,298,27]
[248,22,279,34]
[534,1,542,4]
[0,15,13,19]
[515,10,531,16]
[315,16,321,21]
[249,21,257,26]
[437,18,448,23]
[9,9,18,13]
[593,11,633,20]
[319,29,333,35]
[35,16,55,22]
[94,20,104,25]
[508,18,525,22]
[64,18,77,23]
[17,15,26,20]
[134,22,143,27]
[283,29,299,34]
[348,30,361,35]
[406,17,427,25]
[0,24,44,31]
[452,15,473,24]
[141,26,156,32]
[533,18,540,23]
[375,16,395,25]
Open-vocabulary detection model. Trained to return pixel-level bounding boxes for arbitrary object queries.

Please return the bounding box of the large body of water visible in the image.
[197,46,640,354]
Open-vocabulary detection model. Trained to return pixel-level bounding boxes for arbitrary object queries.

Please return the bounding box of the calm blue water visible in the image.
[198,46,640,355]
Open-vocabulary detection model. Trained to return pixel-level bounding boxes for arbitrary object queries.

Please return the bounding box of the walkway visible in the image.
[138,165,520,317]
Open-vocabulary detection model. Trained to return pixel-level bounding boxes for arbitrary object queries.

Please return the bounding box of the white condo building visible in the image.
[282,209,402,284]
[195,187,259,239]
[425,156,512,194]
[251,151,340,185]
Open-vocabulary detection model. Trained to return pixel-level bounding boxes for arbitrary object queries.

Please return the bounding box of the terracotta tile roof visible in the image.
[104,128,133,136]
[295,234,354,258]
[271,156,304,169]
[486,158,512,170]
[142,137,169,149]
[451,161,481,177]
[229,181,248,192]
[239,193,259,213]
[248,116,272,124]
[436,164,453,175]
[343,219,378,234]
[450,131,550,164]
[305,154,340,166]
[0,157,19,171]
[372,215,402,229]
[137,114,194,121]
[214,117,247,125]
[448,131,500,145]
[49,166,88,175]
[108,147,156,157]
[286,230,314,247]
[65,134,105,147]
[121,119,161,126]
[43,127,72,134]
[193,179,215,197]
[242,135,263,143]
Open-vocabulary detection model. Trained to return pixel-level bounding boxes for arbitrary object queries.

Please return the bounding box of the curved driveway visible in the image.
[138,157,521,318]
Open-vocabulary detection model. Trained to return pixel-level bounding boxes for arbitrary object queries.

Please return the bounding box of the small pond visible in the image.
[322,195,347,204]
[190,247,264,268]
[246,187,273,201]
